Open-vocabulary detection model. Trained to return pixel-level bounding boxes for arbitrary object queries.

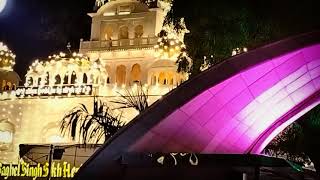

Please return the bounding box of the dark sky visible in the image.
[0,0,95,79]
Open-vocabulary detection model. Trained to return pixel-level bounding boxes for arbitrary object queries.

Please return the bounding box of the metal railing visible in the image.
[80,37,158,51]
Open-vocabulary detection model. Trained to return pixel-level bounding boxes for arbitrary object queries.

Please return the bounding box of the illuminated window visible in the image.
[159,72,167,85]
[151,75,157,85]
[104,26,113,41]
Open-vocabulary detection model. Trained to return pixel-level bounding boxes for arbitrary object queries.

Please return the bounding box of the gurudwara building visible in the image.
[0,0,187,168]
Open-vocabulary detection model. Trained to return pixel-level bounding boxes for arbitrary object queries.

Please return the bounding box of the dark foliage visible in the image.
[166,0,320,76]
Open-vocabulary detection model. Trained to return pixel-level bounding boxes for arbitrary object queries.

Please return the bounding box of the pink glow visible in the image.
[130,44,320,154]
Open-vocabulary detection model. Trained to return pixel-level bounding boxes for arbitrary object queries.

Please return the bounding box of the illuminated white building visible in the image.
[0,0,187,164]
[80,0,186,88]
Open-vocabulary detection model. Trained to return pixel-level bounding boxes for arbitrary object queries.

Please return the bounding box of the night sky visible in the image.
[0,0,95,79]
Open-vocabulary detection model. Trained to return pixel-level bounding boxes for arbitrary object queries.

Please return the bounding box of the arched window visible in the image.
[63,73,69,84]
[170,78,174,85]
[116,65,126,85]
[45,72,50,86]
[130,64,141,83]
[6,82,12,90]
[55,75,61,85]
[134,25,144,38]
[3,84,9,91]
[104,26,113,40]
[83,73,88,84]
[119,26,129,39]
[38,77,41,86]
[168,73,174,85]
[12,84,16,90]
[71,71,77,84]
[151,75,157,85]
[28,77,33,86]
[105,65,112,83]
[159,72,167,85]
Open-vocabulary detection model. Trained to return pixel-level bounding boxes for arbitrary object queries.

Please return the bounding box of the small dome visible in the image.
[0,42,16,70]
[0,70,21,82]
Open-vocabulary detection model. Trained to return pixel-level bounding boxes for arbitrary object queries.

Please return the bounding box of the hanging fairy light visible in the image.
[154,30,187,60]
[0,42,16,71]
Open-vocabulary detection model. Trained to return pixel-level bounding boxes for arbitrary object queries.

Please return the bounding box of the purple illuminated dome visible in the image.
[75,32,320,178]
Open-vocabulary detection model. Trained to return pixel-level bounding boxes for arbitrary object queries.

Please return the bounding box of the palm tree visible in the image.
[60,97,124,144]
[111,84,149,114]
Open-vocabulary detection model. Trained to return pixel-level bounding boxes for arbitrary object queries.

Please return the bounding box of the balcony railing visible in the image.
[80,37,158,51]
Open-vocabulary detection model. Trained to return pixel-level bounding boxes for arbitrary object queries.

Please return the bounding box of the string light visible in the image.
[232,47,248,56]
[25,52,107,87]
[0,42,16,71]
[154,32,186,60]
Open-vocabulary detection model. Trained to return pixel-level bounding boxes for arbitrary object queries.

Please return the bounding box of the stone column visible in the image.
[126,65,131,85]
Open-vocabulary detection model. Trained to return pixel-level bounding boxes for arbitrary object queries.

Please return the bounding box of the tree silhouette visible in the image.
[60,97,124,145]
[112,84,149,114]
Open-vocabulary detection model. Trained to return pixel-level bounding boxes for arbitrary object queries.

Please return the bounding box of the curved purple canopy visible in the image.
[75,32,320,179]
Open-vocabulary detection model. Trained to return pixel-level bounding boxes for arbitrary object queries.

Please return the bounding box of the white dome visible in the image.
[92,0,149,17]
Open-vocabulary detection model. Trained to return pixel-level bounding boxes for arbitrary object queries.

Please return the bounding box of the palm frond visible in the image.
[111,84,149,113]
[60,97,125,145]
